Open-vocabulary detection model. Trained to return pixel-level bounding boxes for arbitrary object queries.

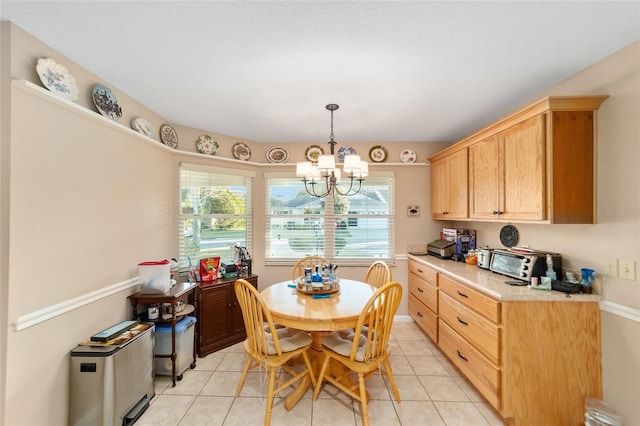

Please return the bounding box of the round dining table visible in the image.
[260,279,376,410]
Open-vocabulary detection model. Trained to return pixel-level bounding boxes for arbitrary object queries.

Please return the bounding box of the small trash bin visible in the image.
[154,316,196,379]
[585,397,623,426]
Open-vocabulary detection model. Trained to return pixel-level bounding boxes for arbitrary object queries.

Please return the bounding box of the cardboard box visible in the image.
[443,228,476,254]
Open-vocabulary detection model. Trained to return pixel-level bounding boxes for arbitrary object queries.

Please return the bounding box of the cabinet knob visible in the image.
[443,211,449,215]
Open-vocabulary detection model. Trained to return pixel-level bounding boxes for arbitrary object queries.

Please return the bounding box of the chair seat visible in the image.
[322,330,375,362]
[265,327,312,355]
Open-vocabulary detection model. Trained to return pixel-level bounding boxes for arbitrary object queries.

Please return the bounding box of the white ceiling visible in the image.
[1,1,639,144]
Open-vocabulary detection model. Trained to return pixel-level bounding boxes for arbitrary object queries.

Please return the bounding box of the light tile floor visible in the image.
[137,320,506,426]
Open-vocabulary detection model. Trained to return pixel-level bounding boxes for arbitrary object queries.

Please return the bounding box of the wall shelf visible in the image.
[13,79,428,167]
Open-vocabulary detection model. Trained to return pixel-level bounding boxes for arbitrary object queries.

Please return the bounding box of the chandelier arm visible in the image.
[302,179,331,198]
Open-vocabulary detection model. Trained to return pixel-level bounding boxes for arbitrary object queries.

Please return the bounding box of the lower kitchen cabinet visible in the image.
[408,258,601,425]
[196,275,258,356]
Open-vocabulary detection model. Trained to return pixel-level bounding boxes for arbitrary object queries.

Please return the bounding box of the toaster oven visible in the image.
[489,249,562,282]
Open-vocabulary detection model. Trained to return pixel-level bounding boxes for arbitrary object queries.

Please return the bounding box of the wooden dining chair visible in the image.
[312,282,403,426]
[364,260,392,288]
[234,279,316,426]
[291,255,329,281]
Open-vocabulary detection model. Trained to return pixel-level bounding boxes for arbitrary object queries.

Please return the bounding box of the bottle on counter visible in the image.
[312,266,323,283]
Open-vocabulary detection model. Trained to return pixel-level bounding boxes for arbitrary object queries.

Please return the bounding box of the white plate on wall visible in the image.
[400,149,417,163]
[232,142,252,160]
[196,135,218,155]
[305,145,324,163]
[131,118,154,138]
[159,124,179,148]
[266,146,289,163]
[36,57,79,101]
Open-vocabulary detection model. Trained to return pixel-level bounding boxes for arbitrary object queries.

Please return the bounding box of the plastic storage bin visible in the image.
[154,316,197,379]
[138,260,171,294]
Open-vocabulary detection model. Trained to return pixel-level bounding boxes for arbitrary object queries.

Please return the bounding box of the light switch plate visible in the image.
[619,259,636,281]
[407,205,419,217]
[604,257,618,277]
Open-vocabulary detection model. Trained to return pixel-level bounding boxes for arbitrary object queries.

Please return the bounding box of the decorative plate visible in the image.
[131,118,154,138]
[500,225,519,248]
[305,145,324,163]
[36,58,79,101]
[400,149,417,163]
[91,84,122,121]
[159,124,178,148]
[369,145,388,163]
[196,135,218,155]
[232,142,251,161]
[337,145,357,163]
[266,146,289,163]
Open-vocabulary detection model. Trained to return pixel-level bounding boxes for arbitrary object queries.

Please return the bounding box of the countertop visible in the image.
[407,254,602,302]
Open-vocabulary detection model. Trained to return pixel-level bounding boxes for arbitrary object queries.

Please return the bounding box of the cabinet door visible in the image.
[469,135,501,219]
[447,149,469,218]
[199,284,233,352]
[431,149,468,219]
[431,157,449,218]
[500,114,545,220]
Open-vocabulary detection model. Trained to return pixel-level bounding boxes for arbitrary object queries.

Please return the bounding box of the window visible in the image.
[265,173,395,265]
[179,163,253,268]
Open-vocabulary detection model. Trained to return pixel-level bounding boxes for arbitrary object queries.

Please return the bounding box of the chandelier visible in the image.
[296,104,368,198]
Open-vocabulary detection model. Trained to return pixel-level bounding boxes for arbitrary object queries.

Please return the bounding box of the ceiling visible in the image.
[1,1,638,144]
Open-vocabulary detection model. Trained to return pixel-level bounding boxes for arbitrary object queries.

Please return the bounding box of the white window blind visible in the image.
[265,172,395,265]
[179,163,253,268]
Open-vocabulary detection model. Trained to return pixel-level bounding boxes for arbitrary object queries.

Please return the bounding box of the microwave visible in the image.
[489,249,562,282]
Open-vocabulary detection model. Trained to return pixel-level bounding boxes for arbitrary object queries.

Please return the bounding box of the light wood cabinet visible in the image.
[430,148,468,219]
[408,258,602,424]
[469,115,546,220]
[407,260,438,342]
[430,96,608,223]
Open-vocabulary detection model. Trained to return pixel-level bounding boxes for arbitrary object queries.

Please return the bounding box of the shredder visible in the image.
[68,323,155,426]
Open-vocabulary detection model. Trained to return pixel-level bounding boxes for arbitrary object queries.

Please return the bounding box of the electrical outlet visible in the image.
[604,257,618,277]
[619,259,636,281]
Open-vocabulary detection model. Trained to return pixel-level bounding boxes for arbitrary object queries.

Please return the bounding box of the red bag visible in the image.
[199,257,220,282]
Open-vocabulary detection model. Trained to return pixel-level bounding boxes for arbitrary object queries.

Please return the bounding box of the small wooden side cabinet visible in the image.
[128,281,198,387]
[197,275,258,357]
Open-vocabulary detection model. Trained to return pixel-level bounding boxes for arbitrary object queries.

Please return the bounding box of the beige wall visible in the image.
[1,20,638,425]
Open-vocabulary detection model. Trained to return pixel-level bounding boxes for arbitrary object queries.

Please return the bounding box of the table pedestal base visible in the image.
[284,331,369,411]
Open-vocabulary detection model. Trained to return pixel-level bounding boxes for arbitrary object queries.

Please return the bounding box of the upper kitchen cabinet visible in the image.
[429,96,608,223]
[469,115,546,220]
[431,148,468,219]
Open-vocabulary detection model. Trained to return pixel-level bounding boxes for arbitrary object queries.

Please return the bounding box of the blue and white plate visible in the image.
[36,58,79,101]
[337,145,357,163]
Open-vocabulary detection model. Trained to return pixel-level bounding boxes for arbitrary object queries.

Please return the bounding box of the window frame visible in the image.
[178,163,254,269]
[264,171,395,266]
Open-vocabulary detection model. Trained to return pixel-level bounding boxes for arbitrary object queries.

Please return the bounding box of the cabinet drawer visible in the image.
[439,292,500,364]
[439,320,500,410]
[439,275,500,323]
[409,294,437,343]
[409,274,438,312]
[408,260,438,285]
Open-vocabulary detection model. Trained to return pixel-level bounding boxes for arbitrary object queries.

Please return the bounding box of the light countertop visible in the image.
[407,254,601,302]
